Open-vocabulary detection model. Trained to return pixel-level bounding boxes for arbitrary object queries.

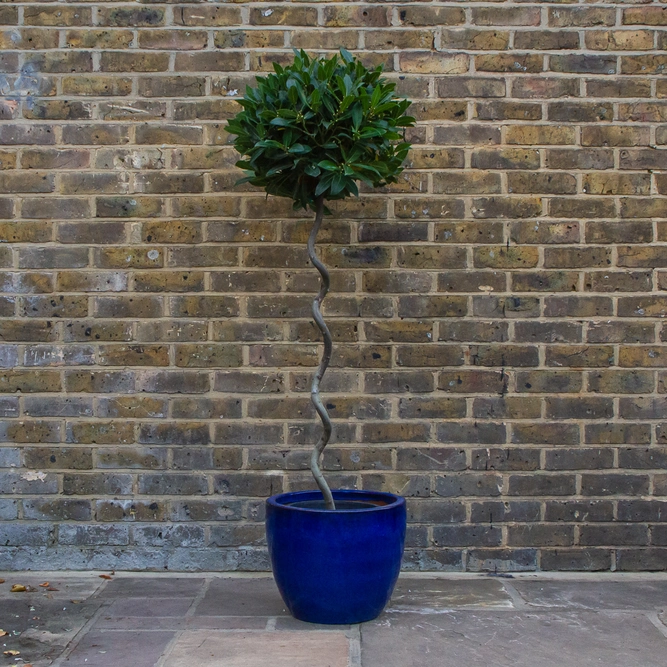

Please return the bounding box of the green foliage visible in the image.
[227,49,415,212]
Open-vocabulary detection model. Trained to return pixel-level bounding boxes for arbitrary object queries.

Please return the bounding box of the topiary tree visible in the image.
[227,49,414,510]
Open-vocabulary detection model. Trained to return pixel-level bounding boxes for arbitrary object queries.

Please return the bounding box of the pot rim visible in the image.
[267,489,404,514]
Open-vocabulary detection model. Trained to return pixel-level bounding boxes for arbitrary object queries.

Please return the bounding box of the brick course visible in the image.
[0,0,666,572]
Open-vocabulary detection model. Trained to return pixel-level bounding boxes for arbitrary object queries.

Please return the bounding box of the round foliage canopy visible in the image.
[227,49,415,212]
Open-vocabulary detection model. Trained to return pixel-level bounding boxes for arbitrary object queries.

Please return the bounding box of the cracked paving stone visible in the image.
[362,610,667,667]
[0,598,101,666]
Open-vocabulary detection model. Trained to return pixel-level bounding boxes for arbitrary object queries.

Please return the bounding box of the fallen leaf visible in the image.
[46,587,59,592]
[70,599,83,604]
[3,650,20,657]
[0,579,5,584]
[99,574,113,580]
[10,584,26,593]
[39,582,50,588]
[0,630,7,637]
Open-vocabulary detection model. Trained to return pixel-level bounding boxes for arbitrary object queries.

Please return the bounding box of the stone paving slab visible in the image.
[388,577,513,611]
[59,630,175,667]
[105,596,195,618]
[363,609,667,667]
[162,630,350,667]
[98,576,205,599]
[511,579,667,611]
[195,577,289,617]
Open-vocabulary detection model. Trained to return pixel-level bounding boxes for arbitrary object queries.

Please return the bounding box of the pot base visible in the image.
[266,489,406,624]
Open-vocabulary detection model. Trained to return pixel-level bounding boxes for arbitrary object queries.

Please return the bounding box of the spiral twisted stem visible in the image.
[308,196,336,511]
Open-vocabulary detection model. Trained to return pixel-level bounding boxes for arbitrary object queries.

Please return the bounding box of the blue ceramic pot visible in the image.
[266,489,406,624]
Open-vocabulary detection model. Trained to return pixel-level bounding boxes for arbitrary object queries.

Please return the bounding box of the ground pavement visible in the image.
[0,571,666,666]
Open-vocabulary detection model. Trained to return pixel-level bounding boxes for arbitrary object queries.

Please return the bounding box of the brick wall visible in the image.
[0,0,666,573]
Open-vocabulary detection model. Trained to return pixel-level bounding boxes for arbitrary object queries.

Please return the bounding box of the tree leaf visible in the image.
[330,173,346,196]
[351,103,362,130]
[288,144,312,154]
[318,160,339,171]
[269,117,293,127]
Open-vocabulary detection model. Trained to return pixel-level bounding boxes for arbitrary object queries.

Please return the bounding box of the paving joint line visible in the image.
[50,602,110,667]
[647,612,667,640]
[156,576,212,667]
[265,616,277,630]
[348,624,362,667]
[498,580,530,610]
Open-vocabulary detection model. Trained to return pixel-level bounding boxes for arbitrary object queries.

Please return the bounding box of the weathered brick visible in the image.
[473,148,539,171]
[546,345,614,368]
[586,423,651,445]
[434,125,500,146]
[587,322,654,344]
[397,448,466,472]
[474,296,540,320]
[139,30,207,50]
[589,79,651,99]
[476,54,543,74]
[398,295,467,318]
[623,7,667,26]
[95,499,167,522]
[63,473,132,496]
[545,500,613,522]
[544,296,613,318]
[580,525,648,547]
[23,499,91,521]
[23,198,90,220]
[400,53,469,75]
[474,247,539,269]
[582,473,650,497]
[471,500,540,523]
[508,525,574,548]
[441,321,509,344]
[508,475,577,496]
[65,30,133,50]
[67,421,134,445]
[435,525,502,548]
[174,5,240,26]
[512,423,580,446]
[138,474,208,496]
[545,246,613,269]
[99,344,169,367]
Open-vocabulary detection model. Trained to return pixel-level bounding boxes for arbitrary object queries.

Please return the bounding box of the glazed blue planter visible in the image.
[266,489,406,624]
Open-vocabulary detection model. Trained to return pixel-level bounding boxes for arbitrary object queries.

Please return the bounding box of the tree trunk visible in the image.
[307,195,336,510]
